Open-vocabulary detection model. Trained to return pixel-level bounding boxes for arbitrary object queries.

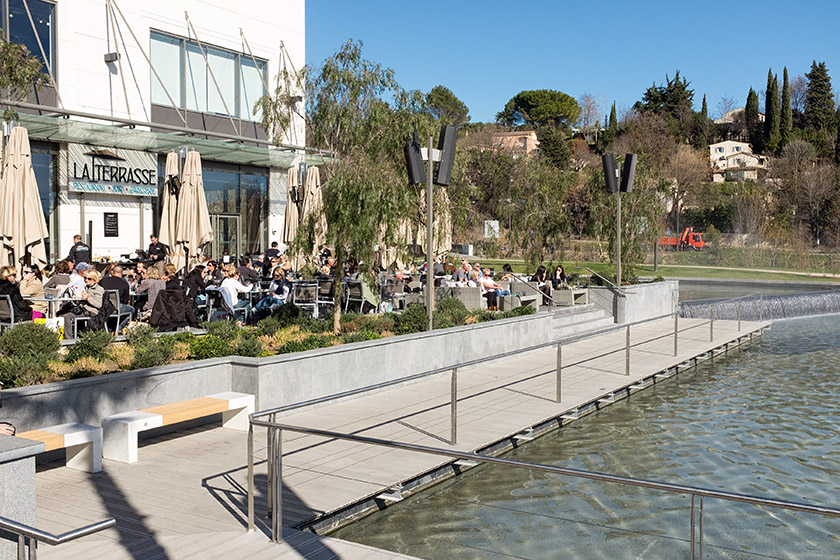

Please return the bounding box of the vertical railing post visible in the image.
[625,325,630,376]
[709,305,714,342]
[699,496,705,560]
[737,300,741,331]
[690,494,696,559]
[18,534,25,560]
[450,367,458,445]
[555,343,562,403]
[270,427,283,543]
[673,312,679,357]
[247,423,254,531]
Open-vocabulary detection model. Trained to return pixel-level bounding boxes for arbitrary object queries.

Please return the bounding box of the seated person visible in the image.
[58,269,105,339]
[162,263,182,291]
[482,268,510,298]
[99,265,135,332]
[135,266,165,317]
[19,265,46,319]
[531,265,551,305]
[43,259,72,297]
[471,269,497,310]
[552,264,568,289]
[237,257,260,286]
[253,269,290,312]
[220,264,252,317]
[0,266,33,322]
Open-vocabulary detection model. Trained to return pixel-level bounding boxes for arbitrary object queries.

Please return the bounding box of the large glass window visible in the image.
[151,30,267,120]
[31,141,57,262]
[1,0,55,74]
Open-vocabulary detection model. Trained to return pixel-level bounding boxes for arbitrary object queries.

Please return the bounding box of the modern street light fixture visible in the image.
[602,153,637,287]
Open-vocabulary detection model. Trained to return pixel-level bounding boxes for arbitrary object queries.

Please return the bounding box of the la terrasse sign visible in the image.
[69,144,158,197]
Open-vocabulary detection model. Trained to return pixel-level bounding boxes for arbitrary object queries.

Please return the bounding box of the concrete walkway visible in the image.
[34,316,768,559]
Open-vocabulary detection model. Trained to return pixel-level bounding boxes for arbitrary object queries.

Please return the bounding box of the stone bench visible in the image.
[17,423,103,473]
[102,392,254,464]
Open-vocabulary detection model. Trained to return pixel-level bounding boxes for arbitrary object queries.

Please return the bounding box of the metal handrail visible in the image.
[0,515,115,557]
[250,310,682,422]
[576,266,628,296]
[505,272,557,305]
[251,421,840,559]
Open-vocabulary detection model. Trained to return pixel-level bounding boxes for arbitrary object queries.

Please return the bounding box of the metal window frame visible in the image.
[151,28,268,120]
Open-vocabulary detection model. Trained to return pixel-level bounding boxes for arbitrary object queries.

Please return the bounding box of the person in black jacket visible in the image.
[148,235,167,265]
[99,265,134,331]
[148,289,198,331]
[66,235,91,266]
[0,266,33,322]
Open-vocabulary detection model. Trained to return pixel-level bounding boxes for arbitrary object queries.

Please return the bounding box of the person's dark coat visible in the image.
[67,241,91,266]
[99,275,130,304]
[148,289,198,331]
[183,274,207,300]
[0,280,32,321]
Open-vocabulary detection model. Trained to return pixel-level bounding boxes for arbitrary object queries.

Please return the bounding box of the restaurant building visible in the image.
[4,0,319,264]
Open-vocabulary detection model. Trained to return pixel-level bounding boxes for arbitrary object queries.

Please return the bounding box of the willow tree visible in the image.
[258,40,437,332]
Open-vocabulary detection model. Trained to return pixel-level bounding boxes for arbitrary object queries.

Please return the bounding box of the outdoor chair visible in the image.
[292,282,318,318]
[344,281,364,313]
[317,279,335,315]
[205,287,247,323]
[105,290,131,335]
[0,294,16,332]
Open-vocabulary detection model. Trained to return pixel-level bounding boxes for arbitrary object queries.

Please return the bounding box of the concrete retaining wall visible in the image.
[1,312,555,431]
[590,280,679,323]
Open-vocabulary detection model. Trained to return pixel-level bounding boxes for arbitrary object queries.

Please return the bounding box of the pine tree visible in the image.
[804,60,835,130]
[745,88,761,147]
[780,67,793,149]
[764,70,781,153]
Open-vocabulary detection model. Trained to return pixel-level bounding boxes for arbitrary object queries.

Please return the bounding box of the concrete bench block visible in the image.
[103,411,163,464]
[17,422,103,473]
[207,392,254,431]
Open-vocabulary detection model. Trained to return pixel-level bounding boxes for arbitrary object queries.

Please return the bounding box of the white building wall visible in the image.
[56,0,306,146]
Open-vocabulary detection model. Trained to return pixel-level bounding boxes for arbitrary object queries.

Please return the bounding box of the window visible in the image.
[715,147,724,153]
[151,31,267,120]
[0,0,55,74]
[733,146,741,152]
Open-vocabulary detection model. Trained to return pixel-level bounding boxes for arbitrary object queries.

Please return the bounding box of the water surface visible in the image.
[333,315,840,559]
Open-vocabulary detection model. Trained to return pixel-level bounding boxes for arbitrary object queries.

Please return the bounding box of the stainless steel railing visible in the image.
[576,266,629,295]
[0,515,115,559]
[249,422,840,559]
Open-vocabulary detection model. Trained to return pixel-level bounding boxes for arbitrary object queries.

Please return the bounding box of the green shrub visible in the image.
[502,305,536,319]
[0,355,50,387]
[271,304,301,327]
[130,342,174,370]
[341,330,382,344]
[0,322,60,361]
[395,303,428,334]
[190,335,234,360]
[125,323,158,347]
[169,331,197,345]
[235,334,263,358]
[257,316,283,336]
[201,320,240,340]
[433,297,470,328]
[66,330,114,362]
[276,335,333,355]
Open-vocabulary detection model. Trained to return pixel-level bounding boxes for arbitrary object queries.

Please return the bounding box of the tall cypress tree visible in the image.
[701,94,708,118]
[608,102,617,132]
[780,67,793,149]
[804,60,835,130]
[745,88,761,147]
[764,70,781,153]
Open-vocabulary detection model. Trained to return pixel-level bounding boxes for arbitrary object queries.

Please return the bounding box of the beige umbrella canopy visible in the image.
[282,166,299,246]
[300,166,327,253]
[173,150,213,273]
[158,151,179,259]
[0,126,49,272]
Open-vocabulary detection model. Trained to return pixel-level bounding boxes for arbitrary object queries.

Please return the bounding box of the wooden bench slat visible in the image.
[18,429,65,452]
[142,397,230,427]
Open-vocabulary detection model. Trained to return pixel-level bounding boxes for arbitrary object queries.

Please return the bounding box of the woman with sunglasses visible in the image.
[0,266,33,322]
[18,265,46,319]
[58,269,104,339]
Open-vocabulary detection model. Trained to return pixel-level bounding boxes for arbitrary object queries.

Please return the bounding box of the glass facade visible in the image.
[30,140,56,262]
[156,157,268,257]
[150,30,268,120]
[1,0,55,73]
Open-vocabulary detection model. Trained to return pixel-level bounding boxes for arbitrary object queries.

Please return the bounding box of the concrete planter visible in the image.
[589,280,678,323]
[2,312,556,431]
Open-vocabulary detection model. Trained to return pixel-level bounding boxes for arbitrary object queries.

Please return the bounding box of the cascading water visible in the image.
[680,291,840,320]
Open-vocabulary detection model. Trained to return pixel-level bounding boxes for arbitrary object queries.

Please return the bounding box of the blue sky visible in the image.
[305,1,840,123]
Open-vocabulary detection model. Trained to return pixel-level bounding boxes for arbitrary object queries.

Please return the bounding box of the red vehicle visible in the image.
[658,227,707,251]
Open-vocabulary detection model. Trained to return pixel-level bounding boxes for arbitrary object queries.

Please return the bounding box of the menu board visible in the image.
[104,212,119,237]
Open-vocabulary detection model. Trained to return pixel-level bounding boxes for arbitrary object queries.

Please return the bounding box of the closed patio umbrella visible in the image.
[300,166,327,253]
[282,166,299,246]
[0,126,49,272]
[173,150,213,273]
[158,151,179,260]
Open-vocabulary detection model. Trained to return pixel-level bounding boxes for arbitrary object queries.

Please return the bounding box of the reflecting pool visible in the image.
[333,315,840,559]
